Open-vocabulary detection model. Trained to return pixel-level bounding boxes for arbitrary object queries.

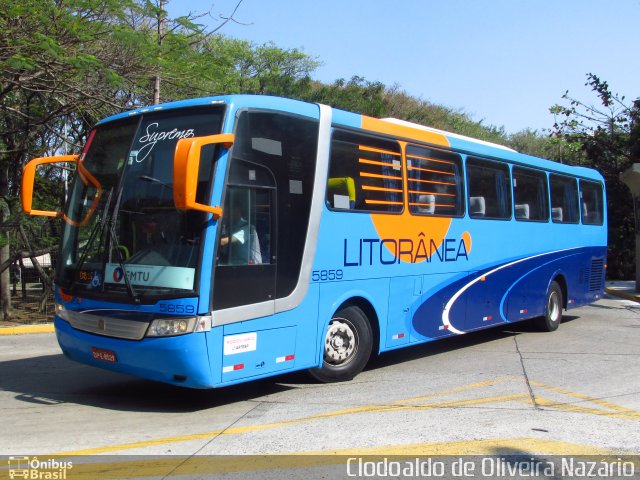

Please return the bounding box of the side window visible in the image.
[580,180,604,225]
[406,144,464,217]
[550,174,579,223]
[466,158,512,220]
[512,167,549,222]
[218,160,275,266]
[224,110,319,301]
[212,159,277,310]
[327,130,403,213]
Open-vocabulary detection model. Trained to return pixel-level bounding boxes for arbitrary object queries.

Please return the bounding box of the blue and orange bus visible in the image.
[21,95,607,388]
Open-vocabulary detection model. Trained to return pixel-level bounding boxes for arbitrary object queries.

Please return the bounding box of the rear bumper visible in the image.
[54,316,214,388]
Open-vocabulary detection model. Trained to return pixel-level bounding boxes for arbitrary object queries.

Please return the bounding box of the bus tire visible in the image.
[308,305,373,383]
[535,280,563,332]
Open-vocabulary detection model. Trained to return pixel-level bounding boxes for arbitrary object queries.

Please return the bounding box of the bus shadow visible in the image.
[1,316,581,412]
[364,315,581,372]
[0,353,294,413]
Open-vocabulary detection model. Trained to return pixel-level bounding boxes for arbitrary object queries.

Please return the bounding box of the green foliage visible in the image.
[552,73,640,279]
[297,77,387,117]
[383,87,508,146]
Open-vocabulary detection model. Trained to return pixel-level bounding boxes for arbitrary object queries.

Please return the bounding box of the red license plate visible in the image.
[91,347,117,363]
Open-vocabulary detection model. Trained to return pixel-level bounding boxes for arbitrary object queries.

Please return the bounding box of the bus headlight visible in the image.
[55,303,70,321]
[147,317,197,337]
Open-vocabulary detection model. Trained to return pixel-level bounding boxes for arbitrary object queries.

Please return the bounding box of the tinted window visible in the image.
[327,131,403,213]
[512,167,549,221]
[466,158,511,220]
[406,144,464,217]
[218,110,319,302]
[550,174,579,223]
[580,180,604,225]
[218,171,274,267]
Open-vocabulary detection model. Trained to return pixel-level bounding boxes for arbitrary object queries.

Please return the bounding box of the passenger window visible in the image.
[466,158,511,220]
[327,131,403,213]
[512,167,549,221]
[580,180,604,225]
[550,174,579,223]
[406,144,464,217]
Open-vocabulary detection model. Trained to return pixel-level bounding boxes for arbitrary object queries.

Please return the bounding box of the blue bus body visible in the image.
[49,95,607,388]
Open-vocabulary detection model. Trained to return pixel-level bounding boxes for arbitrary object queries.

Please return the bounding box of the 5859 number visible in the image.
[312,269,343,282]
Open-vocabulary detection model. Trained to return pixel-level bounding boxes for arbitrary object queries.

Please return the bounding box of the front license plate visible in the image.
[91,347,117,363]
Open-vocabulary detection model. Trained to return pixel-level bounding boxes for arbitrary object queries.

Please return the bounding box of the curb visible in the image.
[0,324,55,335]
[604,287,640,303]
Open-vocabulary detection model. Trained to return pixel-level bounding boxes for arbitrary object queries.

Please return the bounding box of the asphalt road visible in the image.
[0,296,639,477]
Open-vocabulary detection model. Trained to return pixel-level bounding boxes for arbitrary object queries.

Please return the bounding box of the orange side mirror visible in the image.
[22,155,79,217]
[173,133,234,218]
[22,154,103,227]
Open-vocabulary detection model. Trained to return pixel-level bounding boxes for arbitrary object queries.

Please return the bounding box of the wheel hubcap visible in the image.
[324,318,357,365]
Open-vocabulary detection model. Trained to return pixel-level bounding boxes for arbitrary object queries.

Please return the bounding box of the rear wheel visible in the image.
[535,280,563,332]
[308,305,373,383]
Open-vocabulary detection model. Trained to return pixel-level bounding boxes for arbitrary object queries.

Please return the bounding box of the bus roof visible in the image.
[97,94,604,183]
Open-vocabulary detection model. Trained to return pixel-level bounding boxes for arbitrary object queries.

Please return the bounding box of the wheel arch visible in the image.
[338,296,381,358]
[550,272,568,309]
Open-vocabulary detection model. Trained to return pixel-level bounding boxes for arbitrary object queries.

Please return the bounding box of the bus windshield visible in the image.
[57,107,224,300]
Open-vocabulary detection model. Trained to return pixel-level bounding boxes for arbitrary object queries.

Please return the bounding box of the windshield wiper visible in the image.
[107,220,141,303]
[69,187,114,292]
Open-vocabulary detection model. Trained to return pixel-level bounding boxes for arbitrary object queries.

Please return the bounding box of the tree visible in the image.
[0,0,322,318]
[383,86,508,145]
[507,129,585,164]
[297,76,387,117]
[551,73,640,279]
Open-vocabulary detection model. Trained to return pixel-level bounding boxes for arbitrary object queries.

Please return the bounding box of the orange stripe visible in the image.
[410,177,455,186]
[407,153,455,166]
[408,165,454,176]
[359,145,401,157]
[410,203,455,208]
[359,158,399,168]
[360,172,402,181]
[408,190,456,197]
[365,199,403,206]
[362,185,404,193]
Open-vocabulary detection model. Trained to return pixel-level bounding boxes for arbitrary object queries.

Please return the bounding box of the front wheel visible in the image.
[534,280,563,332]
[308,305,373,383]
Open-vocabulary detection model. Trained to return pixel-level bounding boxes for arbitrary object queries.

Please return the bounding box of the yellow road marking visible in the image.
[53,393,533,456]
[535,397,640,421]
[396,377,511,404]
[49,377,640,457]
[531,380,638,413]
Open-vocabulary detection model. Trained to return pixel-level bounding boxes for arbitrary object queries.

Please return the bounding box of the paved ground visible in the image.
[0,295,639,477]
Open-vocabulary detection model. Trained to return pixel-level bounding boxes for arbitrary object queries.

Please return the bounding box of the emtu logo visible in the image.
[113,267,124,283]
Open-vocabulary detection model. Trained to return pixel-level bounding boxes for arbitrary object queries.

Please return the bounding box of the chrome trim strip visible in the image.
[66,311,149,340]
[212,104,332,327]
[212,300,275,327]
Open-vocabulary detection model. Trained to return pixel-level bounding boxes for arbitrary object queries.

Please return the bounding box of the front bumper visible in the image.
[54,316,214,388]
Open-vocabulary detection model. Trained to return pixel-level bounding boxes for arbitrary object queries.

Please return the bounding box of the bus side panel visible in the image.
[386,276,416,348]
[409,272,469,342]
[566,247,607,308]
[213,283,320,385]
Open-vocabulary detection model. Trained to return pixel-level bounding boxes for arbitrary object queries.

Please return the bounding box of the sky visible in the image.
[167,0,639,133]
